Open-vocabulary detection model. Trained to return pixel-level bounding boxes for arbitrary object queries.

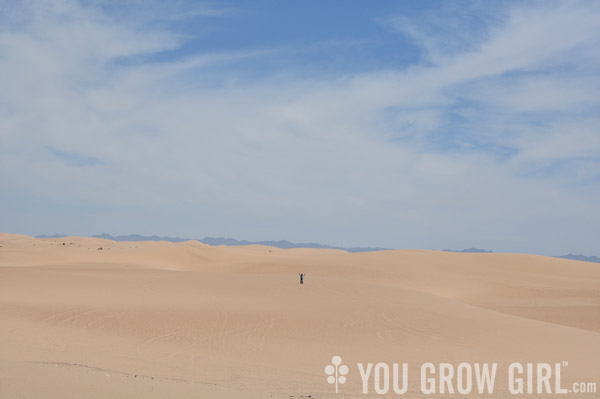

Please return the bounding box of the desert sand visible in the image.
[0,233,598,398]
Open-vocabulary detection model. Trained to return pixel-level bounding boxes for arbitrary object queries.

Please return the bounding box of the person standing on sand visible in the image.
[299,273,305,284]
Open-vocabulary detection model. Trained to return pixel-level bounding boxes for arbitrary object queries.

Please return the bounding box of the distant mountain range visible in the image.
[64,234,387,253]
[443,247,494,253]
[198,237,389,252]
[91,233,189,243]
[34,234,600,262]
[556,254,600,263]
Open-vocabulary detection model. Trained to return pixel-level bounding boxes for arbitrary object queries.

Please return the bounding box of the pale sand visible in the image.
[0,233,599,398]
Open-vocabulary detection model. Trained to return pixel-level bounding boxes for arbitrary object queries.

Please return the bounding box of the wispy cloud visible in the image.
[48,146,105,167]
[382,0,509,63]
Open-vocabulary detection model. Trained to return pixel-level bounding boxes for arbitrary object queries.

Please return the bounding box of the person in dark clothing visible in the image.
[299,273,305,284]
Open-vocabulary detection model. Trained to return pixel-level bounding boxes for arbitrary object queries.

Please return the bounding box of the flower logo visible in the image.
[325,355,349,393]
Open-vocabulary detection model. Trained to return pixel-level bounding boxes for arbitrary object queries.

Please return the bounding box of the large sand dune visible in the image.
[0,233,598,398]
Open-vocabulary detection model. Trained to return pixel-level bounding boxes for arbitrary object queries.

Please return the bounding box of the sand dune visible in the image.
[0,233,598,398]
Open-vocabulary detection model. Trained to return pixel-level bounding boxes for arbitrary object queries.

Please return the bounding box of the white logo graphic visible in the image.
[325,355,349,394]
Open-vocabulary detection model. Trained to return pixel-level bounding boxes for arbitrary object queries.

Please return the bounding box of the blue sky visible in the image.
[1,0,599,255]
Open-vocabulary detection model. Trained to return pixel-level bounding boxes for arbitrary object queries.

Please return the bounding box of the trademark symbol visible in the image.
[562,361,569,367]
